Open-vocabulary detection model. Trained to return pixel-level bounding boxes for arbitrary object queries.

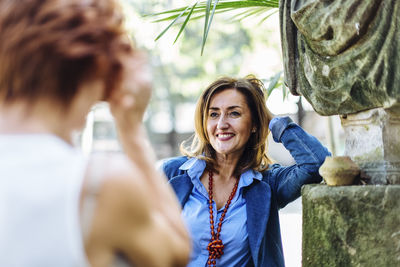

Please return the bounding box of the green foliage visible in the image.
[123,0,287,134]
[148,0,279,54]
[263,71,289,100]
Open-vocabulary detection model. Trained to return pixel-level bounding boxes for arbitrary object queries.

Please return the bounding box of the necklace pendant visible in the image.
[207,239,224,258]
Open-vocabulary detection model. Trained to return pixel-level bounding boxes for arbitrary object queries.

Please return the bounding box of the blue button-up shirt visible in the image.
[180,157,263,267]
[163,116,331,267]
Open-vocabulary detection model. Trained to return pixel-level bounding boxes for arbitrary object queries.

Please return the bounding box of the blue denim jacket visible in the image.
[162,117,331,267]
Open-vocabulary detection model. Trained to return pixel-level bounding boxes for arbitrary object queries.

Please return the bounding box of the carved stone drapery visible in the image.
[280,0,400,116]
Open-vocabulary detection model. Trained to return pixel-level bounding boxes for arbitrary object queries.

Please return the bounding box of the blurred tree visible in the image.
[121,0,284,158]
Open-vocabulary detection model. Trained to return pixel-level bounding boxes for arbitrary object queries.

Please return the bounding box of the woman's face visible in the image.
[206,88,253,159]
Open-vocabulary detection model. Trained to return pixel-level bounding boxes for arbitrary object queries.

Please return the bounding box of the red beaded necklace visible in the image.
[206,170,239,267]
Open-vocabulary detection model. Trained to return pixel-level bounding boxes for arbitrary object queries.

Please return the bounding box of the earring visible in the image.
[251,127,256,133]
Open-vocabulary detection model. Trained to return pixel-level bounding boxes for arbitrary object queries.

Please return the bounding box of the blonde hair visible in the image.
[181,75,274,175]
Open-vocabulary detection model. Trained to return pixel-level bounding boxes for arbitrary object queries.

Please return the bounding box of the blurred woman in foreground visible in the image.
[0,0,190,266]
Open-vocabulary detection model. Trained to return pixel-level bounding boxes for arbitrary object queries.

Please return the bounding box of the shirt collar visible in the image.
[179,157,206,181]
[238,168,262,188]
[179,157,262,185]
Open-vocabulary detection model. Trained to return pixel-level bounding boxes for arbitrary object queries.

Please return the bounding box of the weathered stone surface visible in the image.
[280,0,400,115]
[341,105,400,184]
[302,184,400,267]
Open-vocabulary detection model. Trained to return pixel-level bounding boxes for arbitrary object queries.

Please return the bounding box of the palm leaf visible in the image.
[150,1,278,23]
[229,6,277,22]
[201,0,220,54]
[266,71,282,98]
[259,7,278,23]
[282,83,288,101]
[148,0,279,52]
[202,0,213,55]
[149,0,278,18]
[154,5,192,41]
[174,1,199,44]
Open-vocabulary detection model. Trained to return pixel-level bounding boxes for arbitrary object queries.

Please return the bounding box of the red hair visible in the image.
[0,0,132,107]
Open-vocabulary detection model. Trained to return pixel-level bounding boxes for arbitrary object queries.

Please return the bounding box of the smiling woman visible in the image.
[161,75,331,267]
[184,75,274,176]
[206,89,254,160]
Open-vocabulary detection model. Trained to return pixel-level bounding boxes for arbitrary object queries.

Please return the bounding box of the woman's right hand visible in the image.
[108,50,152,131]
[107,49,186,233]
[104,50,191,266]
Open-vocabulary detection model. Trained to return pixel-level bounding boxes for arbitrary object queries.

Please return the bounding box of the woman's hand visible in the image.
[106,49,182,214]
[108,51,152,130]
[106,50,191,263]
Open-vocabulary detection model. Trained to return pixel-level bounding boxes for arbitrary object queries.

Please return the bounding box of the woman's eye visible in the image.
[230,111,240,117]
[209,112,219,118]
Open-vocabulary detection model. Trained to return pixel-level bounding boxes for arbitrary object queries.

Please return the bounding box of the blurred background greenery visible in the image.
[82,0,343,161]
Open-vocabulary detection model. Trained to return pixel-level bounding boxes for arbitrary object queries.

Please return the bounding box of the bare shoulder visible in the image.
[82,153,155,266]
[82,153,190,267]
[85,153,152,217]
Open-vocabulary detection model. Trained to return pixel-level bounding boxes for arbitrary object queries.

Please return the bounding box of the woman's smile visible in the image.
[216,132,235,140]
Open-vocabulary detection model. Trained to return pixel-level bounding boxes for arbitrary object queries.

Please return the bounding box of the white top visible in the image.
[0,134,89,267]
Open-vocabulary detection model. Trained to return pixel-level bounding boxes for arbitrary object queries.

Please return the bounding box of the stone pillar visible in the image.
[340,105,400,184]
[302,184,400,266]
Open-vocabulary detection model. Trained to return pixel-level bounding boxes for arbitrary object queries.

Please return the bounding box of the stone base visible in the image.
[341,107,400,184]
[302,184,400,267]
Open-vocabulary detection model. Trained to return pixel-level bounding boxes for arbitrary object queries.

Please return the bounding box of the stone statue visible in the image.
[280,0,400,116]
[279,0,400,184]
[282,2,400,264]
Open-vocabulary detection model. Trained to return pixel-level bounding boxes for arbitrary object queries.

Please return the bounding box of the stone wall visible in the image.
[302,184,400,267]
